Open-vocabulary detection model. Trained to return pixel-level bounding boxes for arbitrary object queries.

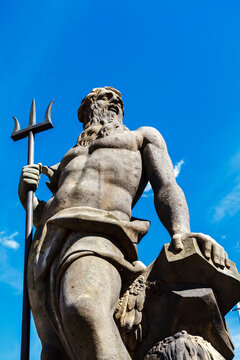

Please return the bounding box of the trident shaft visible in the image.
[11,99,54,360]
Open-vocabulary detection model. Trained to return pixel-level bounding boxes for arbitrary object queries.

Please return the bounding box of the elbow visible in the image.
[153,181,183,202]
[154,180,177,195]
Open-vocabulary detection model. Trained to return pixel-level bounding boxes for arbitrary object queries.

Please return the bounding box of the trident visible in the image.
[11,99,54,360]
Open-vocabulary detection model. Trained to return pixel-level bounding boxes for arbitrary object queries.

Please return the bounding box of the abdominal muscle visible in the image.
[43,146,143,222]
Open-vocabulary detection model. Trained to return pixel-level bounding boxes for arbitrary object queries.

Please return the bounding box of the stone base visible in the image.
[116,238,240,359]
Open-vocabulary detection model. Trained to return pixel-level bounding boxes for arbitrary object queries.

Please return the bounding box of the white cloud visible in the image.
[144,182,152,192]
[230,150,240,171]
[232,334,240,351]
[235,241,240,253]
[142,159,185,197]
[0,231,20,250]
[0,344,20,360]
[0,249,22,292]
[173,160,185,178]
[142,182,153,197]
[213,182,240,221]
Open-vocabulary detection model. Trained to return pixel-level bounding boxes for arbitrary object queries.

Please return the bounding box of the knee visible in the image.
[60,290,105,324]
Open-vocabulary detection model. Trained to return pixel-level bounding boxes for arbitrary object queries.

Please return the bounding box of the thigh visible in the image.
[59,255,130,360]
[60,255,122,314]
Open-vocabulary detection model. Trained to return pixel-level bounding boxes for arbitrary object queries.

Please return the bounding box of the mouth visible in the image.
[108,104,119,115]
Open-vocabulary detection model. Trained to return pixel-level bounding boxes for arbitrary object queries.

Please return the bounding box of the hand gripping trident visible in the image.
[11,99,54,360]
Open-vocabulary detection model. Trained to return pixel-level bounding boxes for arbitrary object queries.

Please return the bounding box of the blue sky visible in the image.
[0,0,240,358]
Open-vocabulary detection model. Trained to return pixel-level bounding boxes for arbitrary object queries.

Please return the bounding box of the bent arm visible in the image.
[139,127,190,238]
[18,163,60,227]
[138,127,230,268]
[18,164,46,227]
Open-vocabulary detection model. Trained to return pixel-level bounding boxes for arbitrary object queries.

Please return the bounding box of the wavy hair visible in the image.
[78,86,123,124]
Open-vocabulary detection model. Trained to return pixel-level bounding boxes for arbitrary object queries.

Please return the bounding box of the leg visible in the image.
[30,290,69,360]
[41,342,69,360]
[59,255,131,360]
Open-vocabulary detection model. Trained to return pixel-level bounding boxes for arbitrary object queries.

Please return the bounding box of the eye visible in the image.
[98,95,108,101]
[117,99,123,108]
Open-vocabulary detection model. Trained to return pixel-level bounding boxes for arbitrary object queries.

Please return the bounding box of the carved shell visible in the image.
[115,274,147,353]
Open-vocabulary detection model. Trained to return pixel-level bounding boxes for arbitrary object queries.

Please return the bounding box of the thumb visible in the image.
[37,163,42,170]
[41,165,54,178]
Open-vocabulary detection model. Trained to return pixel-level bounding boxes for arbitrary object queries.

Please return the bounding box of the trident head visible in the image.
[11,99,54,141]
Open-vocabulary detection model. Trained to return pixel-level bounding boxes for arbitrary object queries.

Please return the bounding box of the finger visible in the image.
[23,174,39,182]
[23,166,40,172]
[23,171,40,182]
[219,247,226,268]
[212,244,221,267]
[172,236,184,253]
[23,164,41,171]
[23,168,40,176]
[225,252,231,269]
[23,179,38,186]
[23,171,39,178]
[41,165,53,177]
[38,163,42,173]
[41,165,48,176]
[201,240,212,260]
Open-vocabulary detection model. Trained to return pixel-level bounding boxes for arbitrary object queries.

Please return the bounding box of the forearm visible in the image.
[33,197,46,227]
[19,192,46,227]
[19,189,38,211]
[154,183,190,237]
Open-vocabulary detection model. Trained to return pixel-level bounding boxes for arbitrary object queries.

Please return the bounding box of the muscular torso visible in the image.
[42,130,146,222]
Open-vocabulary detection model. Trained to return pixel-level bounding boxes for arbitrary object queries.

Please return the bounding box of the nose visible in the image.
[110,96,119,104]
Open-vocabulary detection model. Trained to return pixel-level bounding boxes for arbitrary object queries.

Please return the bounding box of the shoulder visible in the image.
[133,126,167,150]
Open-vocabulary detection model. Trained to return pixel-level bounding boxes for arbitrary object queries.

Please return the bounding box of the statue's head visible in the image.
[78,87,124,129]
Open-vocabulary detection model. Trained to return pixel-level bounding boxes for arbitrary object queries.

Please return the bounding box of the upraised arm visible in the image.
[137,126,229,268]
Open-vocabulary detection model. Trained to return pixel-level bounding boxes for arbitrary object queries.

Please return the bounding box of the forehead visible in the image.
[95,90,123,106]
[96,89,119,98]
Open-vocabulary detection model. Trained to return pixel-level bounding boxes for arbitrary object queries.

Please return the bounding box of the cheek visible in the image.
[118,111,123,121]
[96,101,108,113]
[96,100,107,107]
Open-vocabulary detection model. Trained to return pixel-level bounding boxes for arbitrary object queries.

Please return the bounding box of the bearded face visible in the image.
[82,89,124,129]
[77,88,128,146]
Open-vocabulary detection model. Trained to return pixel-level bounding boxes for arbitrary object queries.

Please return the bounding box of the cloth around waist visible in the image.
[48,206,150,262]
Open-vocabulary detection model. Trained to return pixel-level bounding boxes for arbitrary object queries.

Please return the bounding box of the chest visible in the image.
[60,132,138,166]
[89,131,138,153]
[59,132,141,183]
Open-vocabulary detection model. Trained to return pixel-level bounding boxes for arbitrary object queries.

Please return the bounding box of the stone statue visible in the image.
[18,87,240,359]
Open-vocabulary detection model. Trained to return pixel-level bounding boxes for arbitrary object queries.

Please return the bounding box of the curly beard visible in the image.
[76,103,128,146]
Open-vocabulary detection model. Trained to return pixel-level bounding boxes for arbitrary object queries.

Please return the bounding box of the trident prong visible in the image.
[11,99,54,360]
[45,99,54,123]
[28,99,36,126]
[11,99,54,141]
[12,116,20,134]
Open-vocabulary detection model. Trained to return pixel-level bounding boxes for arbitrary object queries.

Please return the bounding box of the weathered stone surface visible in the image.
[137,285,234,360]
[119,238,238,359]
[18,87,240,359]
[147,237,240,315]
[133,238,240,359]
[145,331,225,360]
